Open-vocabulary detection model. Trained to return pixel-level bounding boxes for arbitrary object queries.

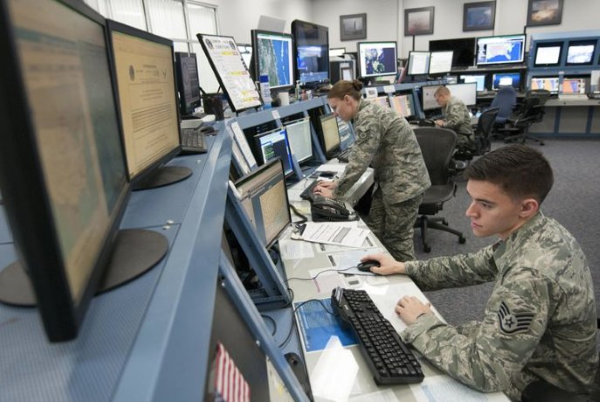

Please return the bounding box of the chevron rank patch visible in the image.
[497,301,534,335]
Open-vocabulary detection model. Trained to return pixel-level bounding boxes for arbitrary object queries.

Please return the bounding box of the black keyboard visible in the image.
[180,128,207,154]
[331,287,424,385]
[336,148,353,163]
[299,180,318,202]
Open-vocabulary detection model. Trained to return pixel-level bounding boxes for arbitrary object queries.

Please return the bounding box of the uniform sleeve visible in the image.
[405,246,498,291]
[443,102,464,131]
[334,122,380,197]
[400,268,553,393]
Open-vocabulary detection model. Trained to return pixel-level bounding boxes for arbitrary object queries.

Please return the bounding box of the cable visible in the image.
[279,298,335,348]
[289,204,307,224]
[261,314,277,336]
[285,266,355,284]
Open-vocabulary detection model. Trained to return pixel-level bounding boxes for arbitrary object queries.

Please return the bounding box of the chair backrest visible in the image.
[490,86,517,122]
[477,107,499,138]
[527,89,551,106]
[413,127,456,186]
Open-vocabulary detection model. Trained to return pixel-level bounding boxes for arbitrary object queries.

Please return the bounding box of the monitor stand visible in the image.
[132,166,192,191]
[0,229,168,307]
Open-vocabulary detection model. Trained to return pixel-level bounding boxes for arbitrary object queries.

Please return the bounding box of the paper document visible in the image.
[410,375,506,401]
[301,221,369,248]
[279,238,315,259]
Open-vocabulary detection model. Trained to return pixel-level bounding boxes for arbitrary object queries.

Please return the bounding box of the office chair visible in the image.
[498,89,551,146]
[490,86,518,130]
[413,127,466,253]
[451,108,498,172]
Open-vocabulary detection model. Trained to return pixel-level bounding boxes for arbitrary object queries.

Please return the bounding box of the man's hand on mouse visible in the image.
[395,296,432,325]
[360,253,406,276]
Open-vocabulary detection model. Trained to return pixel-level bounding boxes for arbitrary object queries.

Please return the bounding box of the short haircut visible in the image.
[434,86,450,97]
[327,79,363,101]
[465,144,554,204]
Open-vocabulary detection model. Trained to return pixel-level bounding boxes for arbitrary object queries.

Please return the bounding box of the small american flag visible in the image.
[214,342,251,402]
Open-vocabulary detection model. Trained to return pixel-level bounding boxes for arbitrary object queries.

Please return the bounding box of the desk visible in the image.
[280,187,510,401]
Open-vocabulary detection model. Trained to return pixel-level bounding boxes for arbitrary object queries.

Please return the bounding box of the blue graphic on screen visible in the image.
[493,72,521,90]
[257,35,293,89]
[477,36,524,65]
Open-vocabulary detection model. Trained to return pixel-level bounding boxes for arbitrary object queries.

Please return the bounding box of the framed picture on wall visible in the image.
[527,0,563,26]
[463,1,496,31]
[340,13,367,41]
[404,7,434,36]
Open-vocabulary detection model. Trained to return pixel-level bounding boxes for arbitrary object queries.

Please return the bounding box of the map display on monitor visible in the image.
[476,35,525,66]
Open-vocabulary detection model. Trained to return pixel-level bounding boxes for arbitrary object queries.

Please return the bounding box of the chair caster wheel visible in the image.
[424,245,431,253]
[459,237,466,244]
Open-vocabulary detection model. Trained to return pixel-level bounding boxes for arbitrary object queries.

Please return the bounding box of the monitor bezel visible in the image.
[283,117,313,164]
[174,51,201,116]
[420,84,443,111]
[251,29,295,90]
[233,158,292,249]
[253,127,295,177]
[0,0,131,342]
[428,37,476,68]
[318,113,341,157]
[407,51,431,76]
[106,19,183,185]
[530,76,560,94]
[357,41,398,78]
[476,34,526,66]
[492,72,522,91]
[565,39,597,66]
[291,19,330,86]
[428,50,454,75]
[533,42,563,67]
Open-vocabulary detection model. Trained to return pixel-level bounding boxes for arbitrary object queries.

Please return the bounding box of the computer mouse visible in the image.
[200,125,216,134]
[357,260,380,272]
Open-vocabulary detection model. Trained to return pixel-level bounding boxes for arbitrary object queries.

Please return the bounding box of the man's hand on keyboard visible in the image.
[361,253,406,276]
[395,296,432,325]
[313,180,337,198]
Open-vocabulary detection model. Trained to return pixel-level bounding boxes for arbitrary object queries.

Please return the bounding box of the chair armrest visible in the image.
[522,380,587,402]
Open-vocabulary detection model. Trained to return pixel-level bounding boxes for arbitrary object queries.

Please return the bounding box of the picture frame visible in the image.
[527,0,563,27]
[404,6,434,36]
[340,13,367,41]
[463,1,496,31]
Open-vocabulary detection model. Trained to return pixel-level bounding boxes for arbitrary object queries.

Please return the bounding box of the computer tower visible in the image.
[330,59,356,84]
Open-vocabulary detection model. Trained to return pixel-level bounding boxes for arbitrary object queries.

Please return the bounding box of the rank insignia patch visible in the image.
[497,301,534,335]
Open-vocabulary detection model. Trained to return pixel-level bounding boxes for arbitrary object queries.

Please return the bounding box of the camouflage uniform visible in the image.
[441,96,475,150]
[334,99,430,261]
[400,212,597,401]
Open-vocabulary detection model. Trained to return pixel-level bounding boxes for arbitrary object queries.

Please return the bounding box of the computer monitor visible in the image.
[446,83,478,106]
[237,43,253,68]
[533,42,563,67]
[460,74,487,92]
[390,95,414,118]
[476,34,525,66]
[566,40,596,66]
[329,47,346,58]
[284,117,313,164]
[530,77,559,94]
[174,52,201,117]
[492,72,521,90]
[357,41,397,78]
[407,51,430,75]
[429,37,476,68]
[366,96,390,108]
[292,20,330,87]
[107,20,190,190]
[562,78,587,94]
[319,114,341,157]
[429,51,453,75]
[0,0,164,342]
[421,85,442,111]
[234,159,292,248]
[254,127,294,177]
[251,29,294,90]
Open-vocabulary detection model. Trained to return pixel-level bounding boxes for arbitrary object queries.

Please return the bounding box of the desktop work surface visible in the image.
[281,185,510,401]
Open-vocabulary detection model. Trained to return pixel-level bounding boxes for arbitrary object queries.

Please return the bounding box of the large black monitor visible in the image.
[253,127,294,177]
[357,41,397,78]
[174,52,201,117]
[565,40,596,66]
[107,20,191,190]
[284,117,313,164]
[533,42,563,67]
[429,37,476,68]
[234,159,292,248]
[476,34,526,66]
[460,74,487,92]
[251,29,295,90]
[407,51,430,75]
[492,72,521,90]
[0,0,166,342]
[318,114,341,158]
[292,20,330,87]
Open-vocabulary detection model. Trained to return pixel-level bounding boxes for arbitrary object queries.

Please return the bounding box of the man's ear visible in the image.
[519,198,539,218]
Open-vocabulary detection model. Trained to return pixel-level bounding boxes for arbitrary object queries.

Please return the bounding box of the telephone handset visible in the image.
[310,195,358,222]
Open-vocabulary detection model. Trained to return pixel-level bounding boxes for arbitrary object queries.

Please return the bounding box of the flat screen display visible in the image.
[530,77,559,93]
[358,41,397,78]
[292,20,330,86]
[254,127,294,176]
[429,37,475,68]
[476,34,525,66]
[407,51,430,75]
[429,51,453,75]
[421,85,442,111]
[534,42,562,67]
[566,40,596,66]
[252,30,294,90]
[284,117,312,163]
[445,83,477,106]
[492,72,521,90]
[460,74,486,92]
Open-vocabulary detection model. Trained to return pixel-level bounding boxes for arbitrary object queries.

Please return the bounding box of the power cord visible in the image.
[279,298,335,348]
[285,266,355,284]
